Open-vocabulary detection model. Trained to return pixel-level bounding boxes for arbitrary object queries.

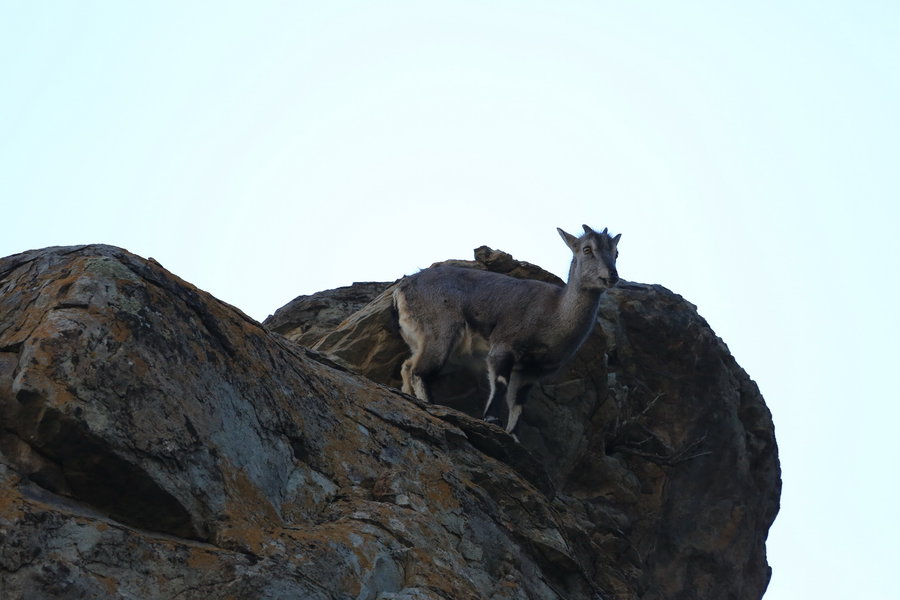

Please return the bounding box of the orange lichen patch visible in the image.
[216,463,284,554]
[104,318,141,345]
[423,473,460,512]
[319,429,377,485]
[0,480,25,521]
[402,547,480,600]
[94,573,119,595]
[122,353,151,381]
[187,546,223,570]
[215,522,272,556]
[222,466,282,522]
[271,521,386,597]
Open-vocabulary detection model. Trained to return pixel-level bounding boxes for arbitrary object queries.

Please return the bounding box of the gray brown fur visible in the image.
[394,224,621,435]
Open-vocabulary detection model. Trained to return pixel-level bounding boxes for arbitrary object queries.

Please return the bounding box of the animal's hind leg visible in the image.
[483,347,514,424]
[400,356,431,399]
[396,288,454,401]
[400,359,412,394]
[406,327,460,402]
[399,339,429,399]
[401,343,445,402]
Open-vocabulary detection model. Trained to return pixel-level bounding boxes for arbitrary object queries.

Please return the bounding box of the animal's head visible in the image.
[558,224,621,290]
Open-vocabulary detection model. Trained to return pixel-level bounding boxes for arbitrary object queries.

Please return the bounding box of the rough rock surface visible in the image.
[0,244,780,600]
[265,246,782,599]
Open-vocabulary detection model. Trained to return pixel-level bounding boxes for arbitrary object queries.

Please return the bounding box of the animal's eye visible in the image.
[583,247,593,255]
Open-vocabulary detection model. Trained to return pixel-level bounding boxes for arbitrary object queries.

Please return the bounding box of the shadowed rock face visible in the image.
[0,244,780,600]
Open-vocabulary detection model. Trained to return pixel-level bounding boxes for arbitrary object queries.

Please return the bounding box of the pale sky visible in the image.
[2,2,898,598]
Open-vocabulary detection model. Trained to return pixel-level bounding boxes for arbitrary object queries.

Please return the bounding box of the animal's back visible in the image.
[398,266,562,337]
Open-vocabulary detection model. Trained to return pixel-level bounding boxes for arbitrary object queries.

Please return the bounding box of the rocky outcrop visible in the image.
[0,244,780,600]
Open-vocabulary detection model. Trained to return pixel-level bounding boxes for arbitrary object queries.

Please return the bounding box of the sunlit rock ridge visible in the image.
[0,244,779,600]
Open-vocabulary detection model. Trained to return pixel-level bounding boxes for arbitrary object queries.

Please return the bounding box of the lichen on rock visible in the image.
[0,244,780,600]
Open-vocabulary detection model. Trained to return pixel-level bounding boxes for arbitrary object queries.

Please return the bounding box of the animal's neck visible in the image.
[561,279,601,313]
[558,274,603,337]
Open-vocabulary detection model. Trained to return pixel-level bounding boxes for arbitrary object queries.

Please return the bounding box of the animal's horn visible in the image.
[582,224,594,234]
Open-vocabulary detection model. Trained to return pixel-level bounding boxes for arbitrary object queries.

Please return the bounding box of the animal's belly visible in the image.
[515,343,565,376]
[443,327,491,373]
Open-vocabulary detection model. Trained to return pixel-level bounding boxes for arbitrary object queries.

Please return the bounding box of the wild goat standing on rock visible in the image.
[394,224,621,436]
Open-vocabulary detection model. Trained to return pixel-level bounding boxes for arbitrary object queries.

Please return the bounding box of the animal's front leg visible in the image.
[504,371,534,435]
[483,348,514,424]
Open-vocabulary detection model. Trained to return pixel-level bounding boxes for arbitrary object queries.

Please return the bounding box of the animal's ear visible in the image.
[558,227,578,250]
[612,233,622,246]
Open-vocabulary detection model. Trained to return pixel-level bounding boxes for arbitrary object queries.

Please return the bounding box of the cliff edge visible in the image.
[0,244,779,599]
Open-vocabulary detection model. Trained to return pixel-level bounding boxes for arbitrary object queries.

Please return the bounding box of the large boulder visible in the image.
[0,244,779,599]
[265,245,782,600]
